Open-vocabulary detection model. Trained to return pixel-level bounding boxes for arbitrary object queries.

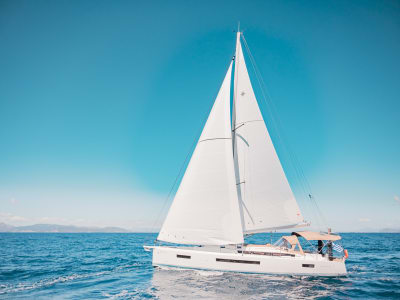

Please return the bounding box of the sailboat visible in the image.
[144,30,347,276]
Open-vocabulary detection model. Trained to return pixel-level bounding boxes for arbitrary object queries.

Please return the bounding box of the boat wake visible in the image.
[0,262,143,296]
[149,267,350,300]
[0,271,108,295]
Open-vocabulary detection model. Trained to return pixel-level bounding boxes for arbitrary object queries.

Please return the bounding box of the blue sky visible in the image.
[0,0,399,232]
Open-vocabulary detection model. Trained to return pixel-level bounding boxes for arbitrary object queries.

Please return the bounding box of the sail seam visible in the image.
[235,119,264,127]
[243,222,310,234]
[198,137,231,143]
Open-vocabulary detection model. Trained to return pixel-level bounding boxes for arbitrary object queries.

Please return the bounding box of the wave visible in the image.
[194,270,224,277]
[0,262,143,296]
[0,271,107,295]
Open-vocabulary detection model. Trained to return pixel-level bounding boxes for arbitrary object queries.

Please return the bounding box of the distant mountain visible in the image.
[379,227,400,233]
[0,222,131,233]
[0,222,16,232]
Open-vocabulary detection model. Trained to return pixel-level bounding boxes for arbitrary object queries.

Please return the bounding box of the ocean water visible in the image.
[0,233,399,299]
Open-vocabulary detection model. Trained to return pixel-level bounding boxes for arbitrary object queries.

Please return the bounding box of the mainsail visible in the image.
[233,32,304,233]
[158,62,244,245]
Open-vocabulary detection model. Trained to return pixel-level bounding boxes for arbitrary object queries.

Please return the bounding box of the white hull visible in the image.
[145,245,347,277]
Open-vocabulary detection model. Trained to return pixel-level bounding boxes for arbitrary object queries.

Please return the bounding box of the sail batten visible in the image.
[244,222,310,234]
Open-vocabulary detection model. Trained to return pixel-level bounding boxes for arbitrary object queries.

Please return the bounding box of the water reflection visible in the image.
[150,266,348,299]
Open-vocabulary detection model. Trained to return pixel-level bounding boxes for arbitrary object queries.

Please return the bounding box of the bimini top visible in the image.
[292,231,341,241]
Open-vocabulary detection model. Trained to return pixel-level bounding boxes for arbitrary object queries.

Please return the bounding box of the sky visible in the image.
[0,0,399,232]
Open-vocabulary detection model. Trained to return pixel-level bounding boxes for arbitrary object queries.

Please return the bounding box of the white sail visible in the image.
[233,33,304,234]
[158,62,244,245]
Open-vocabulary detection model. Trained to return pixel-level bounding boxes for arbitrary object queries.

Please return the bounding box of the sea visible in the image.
[0,233,399,299]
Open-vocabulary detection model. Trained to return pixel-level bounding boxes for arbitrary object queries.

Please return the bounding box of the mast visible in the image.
[232,27,246,236]
[232,27,241,151]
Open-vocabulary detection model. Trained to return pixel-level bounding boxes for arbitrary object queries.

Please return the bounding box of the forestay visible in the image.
[233,32,304,233]
[158,62,244,245]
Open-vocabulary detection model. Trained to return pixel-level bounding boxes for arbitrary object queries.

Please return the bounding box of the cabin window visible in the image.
[302,264,315,268]
[177,254,191,259]
[216,258,260,265]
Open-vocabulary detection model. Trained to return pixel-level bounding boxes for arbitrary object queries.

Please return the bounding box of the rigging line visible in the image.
[240,33,307,199]
[233,123,245,131]
[241,34,304,190]
[242,34,327,231]
[241,33,328,230]
[242,35,321,230]
[291,147,328,228]
[240,34,303,193]
[150,136,197,239]
[150,55,235,239]
[309,194,328,229]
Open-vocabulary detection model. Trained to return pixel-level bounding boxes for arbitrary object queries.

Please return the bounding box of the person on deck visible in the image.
[318,240,324,255]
